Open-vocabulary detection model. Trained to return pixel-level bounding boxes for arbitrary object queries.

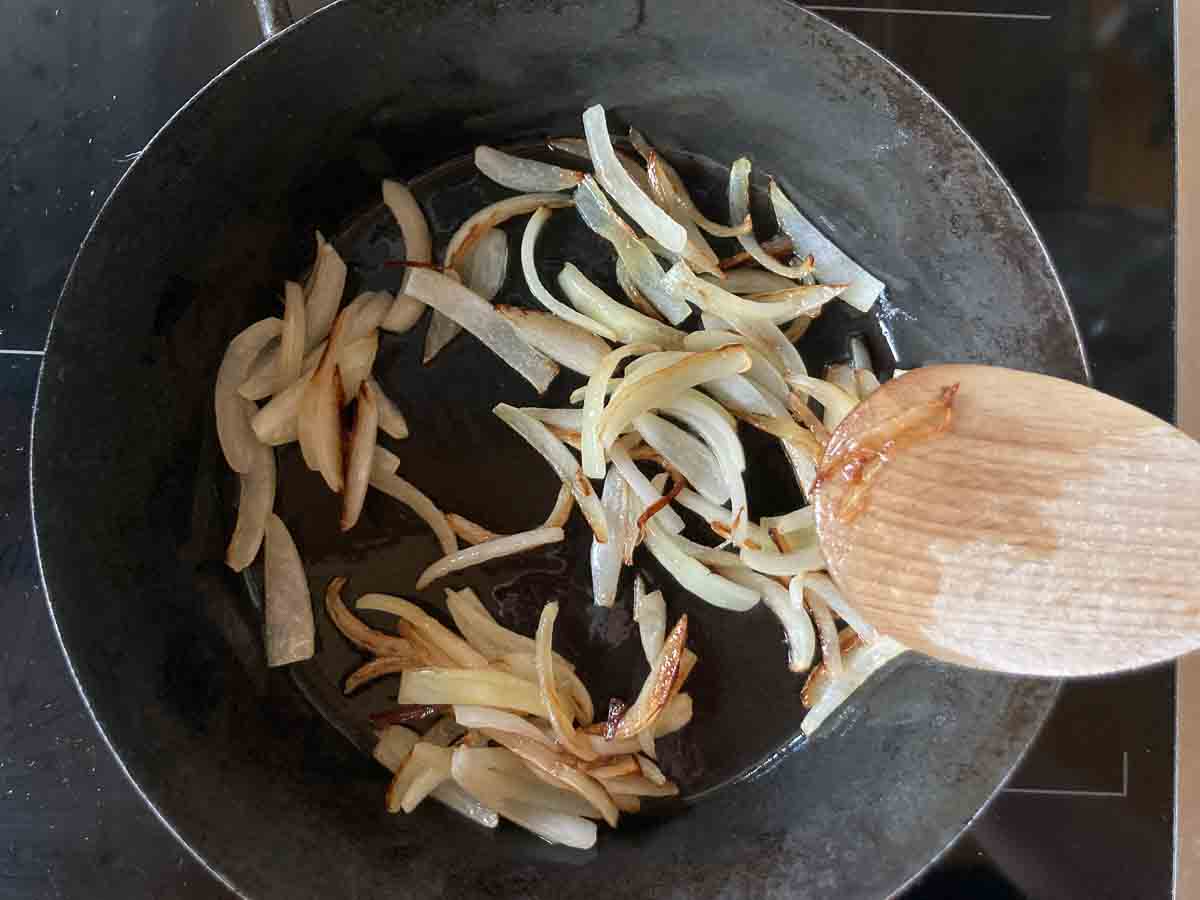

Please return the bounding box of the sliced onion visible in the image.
[786,373,859,428]
[481,729,617,826]
[387,742,453,813]
[367,378,409,440]
[216,317,283,472]
[585,692,692,755]
[615,258,669,322]
[703,371,785,418]
[298,311,349,490]
[475,144,585,192]
[662,525,744,569]
[719,234,795,272]
[344,290,395,340]
[345,655,428,693]
[496,306,611,376]
[591,466,632,607]
[425,227,510,362]
[634,412,727,503]
[728,159,812,280]
[801,636,907,736]
[637,152,722,276]
[769,180,884,312]
[643,519,758,611]
[521,206,619,340]
[740,538,824,576]
[856,367,881,398]
[429,780,500,828]
[446,514,503,546]
[597,345,751,447]
[493,404,608,543]
[583,105,686,254]
[453,706,555,747]
[608,437,684,533]
[262,513,313,666]
[558,263,686,347]
[304,232,347,349]
[340,381,378,531]
[382,292,426,334]
[763,507,816,535]
[398,668,549,717]
[712,269,798,295]
[683,331,788,400]
[803,572,877,643]
[444,587,575,670]
[601,775,679,798]
[636,753,668,786]
[666,259,842,323]
[383,179,432,269]
[278,281,306,388]
[726,313,809,379]
[368,458,457,555]
[582,342,657,478]
[225,441,276,571]
[339,332,379,402]
[719,568,813,672]
[633,577,666,664]
[612,614,687,739]
[451,751,597,847]
[535,602,597,759]
[495,652,593,726]
[372,444,401,477]
[572,177,691,324]
[325,576,418,657]
[357,594,488,669]
[405,269,558,393]
[805,589,844,679]
[548,136,653,193]
[374,725,421,772]
[520,407,583,431]
[443,193,573,274]
[415,526,564,591]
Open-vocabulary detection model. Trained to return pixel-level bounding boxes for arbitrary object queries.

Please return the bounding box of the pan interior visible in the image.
[252,141,899,800]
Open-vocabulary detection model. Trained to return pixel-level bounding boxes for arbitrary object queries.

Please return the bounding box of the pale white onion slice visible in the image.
[763,507,816,534]
[805,590,844,679]
[723,568,815,672]
[263,513,314,666]
[825,363,861,410]
[558,263,686,347]
[637,153,722,276]
[712,269,798,295]
[387,742,454,813]
[475,145,584,192]
[591,466,631,607]
[804,572,878,644]
[800,637,907,737]
[608,437,684,533]
[383,179,432,269]
[369,449,457,555]
[728,312,808,378]
[356,594,487,668]
[597,345,752,447]
[480,729,618,825]
[769,180,884,312]
[727,159,811,280]
[495,652,593,727]
[443,193,573,273]
[493,404,608,543]
[670,488,769,550]
[453,706,555,747]
[740,539,824,576]
[496,306,611,376]
[304,232,347,349]
[405,269,558,394]
[683,331,788,400]
[703,372,784,418]
[582,105,686,254]
[226,441,276,571]
[298,312,349,490]
[850,335,873,372]
[216,318,282,470]
[344,291,396,340]
[429,781,500,829]
[382,292,426,334]
[548,136,653,193]
[643,519,758,611]
[368,378,409,440]
[278,281,306,387]
[600,775,679,798]
[455,748,600,818]
[424,227,509,362]
[520,407,583,431]
[338,332,379,401]
[444,588,573,676]
[665,260,843,323]
[374,726,421,772]
[398,668,549,717]
[634,412,727,503]
[662,525,744,569]
[521,206,618,340]
[572,177,691,324]
[535,602,597,759]
[340,381,378,531]
[451,751,598,848]
[415,526,564,590]
[582,342,657,478]
[633,576,666,663]
[786,373,859,428]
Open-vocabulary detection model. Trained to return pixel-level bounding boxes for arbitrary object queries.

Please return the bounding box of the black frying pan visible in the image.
[31,1,1086,897]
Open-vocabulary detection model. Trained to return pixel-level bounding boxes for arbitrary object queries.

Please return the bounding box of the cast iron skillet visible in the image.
[31,1,1087,897]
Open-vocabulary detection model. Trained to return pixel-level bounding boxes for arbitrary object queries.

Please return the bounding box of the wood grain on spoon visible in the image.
[813,364,1200,678]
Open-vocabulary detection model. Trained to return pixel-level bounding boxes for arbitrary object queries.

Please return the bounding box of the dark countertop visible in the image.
[0,1,1176,897]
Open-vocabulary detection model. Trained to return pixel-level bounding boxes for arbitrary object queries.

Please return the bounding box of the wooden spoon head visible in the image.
[813,364,1200,677]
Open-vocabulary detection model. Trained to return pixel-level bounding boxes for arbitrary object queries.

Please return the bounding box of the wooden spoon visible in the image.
[813,364,1200,677]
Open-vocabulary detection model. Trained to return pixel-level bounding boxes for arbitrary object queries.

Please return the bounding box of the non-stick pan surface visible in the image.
[32,1,1083,897]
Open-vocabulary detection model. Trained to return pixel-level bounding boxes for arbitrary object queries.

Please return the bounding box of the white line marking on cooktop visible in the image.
[1004,751,1128,798]
[0,349,45,356]
[803,6,1051,20]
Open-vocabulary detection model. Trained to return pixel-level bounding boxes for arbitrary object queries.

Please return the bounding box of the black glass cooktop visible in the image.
[0,1,1175,896]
